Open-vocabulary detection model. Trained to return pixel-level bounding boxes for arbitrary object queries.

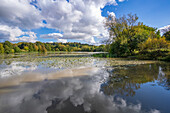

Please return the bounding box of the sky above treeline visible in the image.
[0,0,169,44]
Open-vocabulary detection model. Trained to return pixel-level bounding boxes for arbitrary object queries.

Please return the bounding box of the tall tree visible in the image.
[105,14,161,56]
[34,44,39,51]
[0,43,4,54]
[105,14,139,55]
[4,45,12,54]
[163,31,170,41]
[14,46,21,53]
[3,41,13,49]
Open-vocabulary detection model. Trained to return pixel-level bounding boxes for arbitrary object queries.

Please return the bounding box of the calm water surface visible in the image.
[0,53,169,113]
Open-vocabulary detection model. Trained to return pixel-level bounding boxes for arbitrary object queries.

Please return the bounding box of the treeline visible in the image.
[104,14,170,60]
[0,41,105,54]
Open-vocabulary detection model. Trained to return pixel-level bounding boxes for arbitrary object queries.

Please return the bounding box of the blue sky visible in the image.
[0,0,169,44]
[102,0,170,28]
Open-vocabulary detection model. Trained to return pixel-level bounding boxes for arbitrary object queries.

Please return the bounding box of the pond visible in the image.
[0,53,169,113]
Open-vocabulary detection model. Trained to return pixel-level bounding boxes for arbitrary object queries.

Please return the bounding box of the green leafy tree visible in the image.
[58,44,67,51]
[24,46,29,51]
[28,43,34,52]
[55,48,60,51]
[129,25,157,51]
[0,41,106,53]
[82,46,90,51]
[163,31,170,41]
[38,45,42,52]
[72,47,78,51]
[45,43,52,51]
[36,41,43,46]
[4,45,12,54]
[105,13,162,56]
[41,45,47,53]
[11,49,15,53]
[3,41,13,49]
[105,14,139,55]
[0,43,4,54]
[14,46,21,53]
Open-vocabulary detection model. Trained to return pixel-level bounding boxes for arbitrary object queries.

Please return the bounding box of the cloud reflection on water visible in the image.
[0,61,37,78]
[0,67,160,113]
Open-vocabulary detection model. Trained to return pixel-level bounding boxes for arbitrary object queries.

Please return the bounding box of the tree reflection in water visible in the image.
[101,63,170,96]
[157,64,170,90]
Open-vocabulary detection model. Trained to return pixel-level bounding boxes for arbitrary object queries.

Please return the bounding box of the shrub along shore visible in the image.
[92,49,170,62]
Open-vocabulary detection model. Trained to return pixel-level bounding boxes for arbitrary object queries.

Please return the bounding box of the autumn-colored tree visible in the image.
[24,46,29,51]
[82,46,90,51]
[0,43,4,54]
[55,48,60,51]
[0,41,105,54]
[72,47,78,51]
[139,36,170,50]
[11,49,15,53]
[41,45,47,53]
[58,44,67,51]
[34,44,39,51]
[105,13,162,56]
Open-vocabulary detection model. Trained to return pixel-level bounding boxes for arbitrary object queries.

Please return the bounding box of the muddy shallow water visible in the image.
[0,53,169,113]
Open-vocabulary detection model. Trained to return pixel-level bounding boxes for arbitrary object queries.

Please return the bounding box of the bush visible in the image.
[4,45,13,54]
[159,55,170,61]
[109,40,130,57]
[138,49,170,60]
[55,48,60,51]
[139,37,170,50]
[14,46,21,53]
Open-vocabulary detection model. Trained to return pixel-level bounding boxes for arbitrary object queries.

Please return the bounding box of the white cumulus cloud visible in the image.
[0,0,43,29]
[40,33,63,39]
[119,0,125,2]
[0,25,37,42]
[58,38,67,43]
[40,33,67,43]
[37,0,118,44]
[158,25,170,34]
[0,0,123,43]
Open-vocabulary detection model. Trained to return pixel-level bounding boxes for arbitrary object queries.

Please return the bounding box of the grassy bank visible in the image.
[92,49,170,62]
